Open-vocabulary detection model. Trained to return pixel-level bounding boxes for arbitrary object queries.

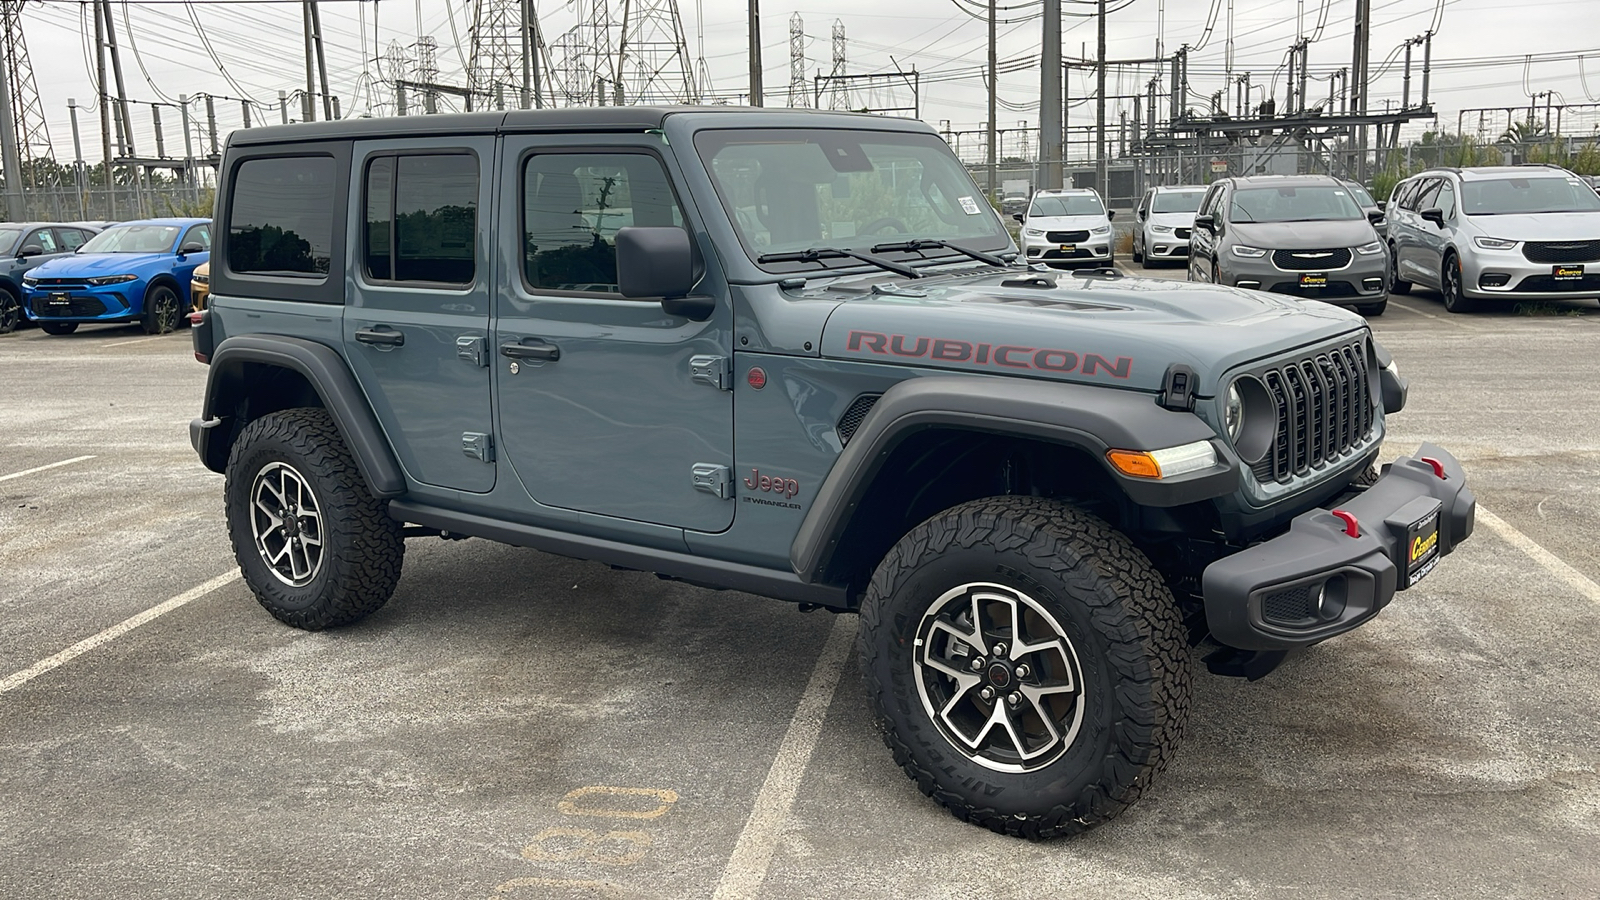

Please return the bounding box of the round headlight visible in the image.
[1225,383,1244,440]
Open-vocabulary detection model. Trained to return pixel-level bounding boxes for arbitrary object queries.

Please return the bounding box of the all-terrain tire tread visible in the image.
[857,496,1190,839]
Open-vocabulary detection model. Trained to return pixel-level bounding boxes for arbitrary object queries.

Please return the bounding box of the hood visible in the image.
[1146,211,1197,228]
[1463,211,1600,241]
[818,268,1366,395]
[1227,219,1376,249]
[30,252,171,278]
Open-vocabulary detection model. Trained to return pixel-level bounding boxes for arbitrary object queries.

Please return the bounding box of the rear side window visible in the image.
[363,153,478,285]
[227,156,335,278]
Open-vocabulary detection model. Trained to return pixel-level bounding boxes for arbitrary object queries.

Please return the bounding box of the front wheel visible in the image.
[1388,245,1412,294]
[225,408,404,630]
[141,284,183,334]
[1356,298,1388,317]
[858,497,1191,838]
[1440,252,1481,313]
[39,321,78,335]
[0,287,20,334]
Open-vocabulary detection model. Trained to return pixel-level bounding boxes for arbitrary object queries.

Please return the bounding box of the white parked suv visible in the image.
[1013,188,1114,268]
[1133,184,1207,266]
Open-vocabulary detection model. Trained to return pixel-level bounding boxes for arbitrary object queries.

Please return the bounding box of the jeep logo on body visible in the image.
[744,468,799,499]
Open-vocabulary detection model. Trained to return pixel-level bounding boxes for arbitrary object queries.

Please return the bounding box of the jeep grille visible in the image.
[837,394,881,446]
[1251,340,1375,485]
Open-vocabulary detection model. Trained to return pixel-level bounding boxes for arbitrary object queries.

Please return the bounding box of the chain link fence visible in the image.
[9,183,214,223]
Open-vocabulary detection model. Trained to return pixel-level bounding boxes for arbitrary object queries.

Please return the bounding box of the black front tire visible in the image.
[0,287,19,334]
[141,284,183,335]
[1440,252,1481,313]
[1356,298,1388,316]
[858,497,1191,838]
[225,408,404,630]
[1388,245,1412,294]
[39,321,78,335]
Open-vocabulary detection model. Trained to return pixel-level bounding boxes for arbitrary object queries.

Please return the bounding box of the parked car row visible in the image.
[0,216,213,336]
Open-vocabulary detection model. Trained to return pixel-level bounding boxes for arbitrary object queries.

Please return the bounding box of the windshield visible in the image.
[1151,190,1205,214]
[1029,195,1104,217]
[1344,183,1376,207]
[1229,186,1363,223]
[695,129,1006,263]
[1462,176,1600,214]
[78,224,180,254]
[0,227,22,250]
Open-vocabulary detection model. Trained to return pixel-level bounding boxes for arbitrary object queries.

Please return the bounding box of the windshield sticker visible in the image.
[959,196,982,215]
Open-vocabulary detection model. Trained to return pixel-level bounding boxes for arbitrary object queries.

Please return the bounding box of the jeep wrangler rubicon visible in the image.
[189,107,1475,838]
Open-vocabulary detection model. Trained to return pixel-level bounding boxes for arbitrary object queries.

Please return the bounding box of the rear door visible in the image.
[1400,178,1443,286]
[343,138,497,494]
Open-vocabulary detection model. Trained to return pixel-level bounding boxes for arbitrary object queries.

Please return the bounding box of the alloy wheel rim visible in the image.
[913,582,1087,773]
[156,289,177,328]
[249,461,326,587]
[1445,258,1460,305]
[0,294,16,330]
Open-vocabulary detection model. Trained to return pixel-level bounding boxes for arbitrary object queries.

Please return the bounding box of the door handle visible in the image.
[355,326,405,347]
[500,340,560,362]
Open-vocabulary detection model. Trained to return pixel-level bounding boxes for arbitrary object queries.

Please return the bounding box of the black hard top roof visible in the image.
[227,105,925,147]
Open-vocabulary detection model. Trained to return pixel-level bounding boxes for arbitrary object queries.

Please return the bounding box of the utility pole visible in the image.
[521,0,533,108]
[99,0,140,215]
[747,0,762,105]
[309,1,333,119]
[0,12,23,220]
[69,99,87,219]
[1351,0,1370,181]
[1040,0,1062,190]
[987,0,997,200]
[179,94,197,206]
[95,0,114,219]
[303,1,317,121]
[1095,0,1107,203]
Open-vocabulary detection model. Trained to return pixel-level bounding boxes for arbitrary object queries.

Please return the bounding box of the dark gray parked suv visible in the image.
[1189,174,1390,316]
[189,107,1475,839]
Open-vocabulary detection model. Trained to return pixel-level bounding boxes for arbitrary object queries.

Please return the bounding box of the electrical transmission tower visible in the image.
[550,0,619,106]
[414,34,440,111]
[829,20,848,111]
[384,39,412,113]
[616,0,696,104]
[788,13,807,108]
[469,0,549,109]
[0,0,55,189]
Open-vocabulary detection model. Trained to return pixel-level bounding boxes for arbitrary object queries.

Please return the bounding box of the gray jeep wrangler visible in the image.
[189,107,1475,838]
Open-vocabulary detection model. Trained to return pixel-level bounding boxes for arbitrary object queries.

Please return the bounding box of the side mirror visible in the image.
[1366,210,1385,224]
[1193,214,1216,231]
[615,226,711,320]
[178,242,206,255]
[17,245,43,258]
[1376,200,1387,212]
[1107,209,1116,220]
[1420,207,1445,227]
[1012,213,1024,224]
[1138,210,1148,220]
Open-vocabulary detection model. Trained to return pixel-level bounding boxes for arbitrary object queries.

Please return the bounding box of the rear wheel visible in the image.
[140,284,182,335]
[0,286,19,334]
[858,497,1191,838]
[1440,251,1481,313]
[1387,245,1411,294]
[225,408,404,630]
[39,321,77,335]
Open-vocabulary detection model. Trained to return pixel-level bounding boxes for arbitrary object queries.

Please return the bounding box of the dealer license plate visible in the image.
[1553,264,1584,281]
[1299,273,1328,288]
[47,292,70,307]
[1058,244,1076,253]
[1404,510,1441,587]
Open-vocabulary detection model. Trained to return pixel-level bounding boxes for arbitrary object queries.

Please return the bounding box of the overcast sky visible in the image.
[18,0,1600,166]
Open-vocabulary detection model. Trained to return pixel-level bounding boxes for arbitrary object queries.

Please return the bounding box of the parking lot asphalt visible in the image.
[3,290,1599,899]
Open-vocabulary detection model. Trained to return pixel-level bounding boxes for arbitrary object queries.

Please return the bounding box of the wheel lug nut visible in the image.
[969,657,985,672]
[1015,664,1030,678]
[992,642,1007,658]
[1007,692,1021,707]
[979,686,995,701]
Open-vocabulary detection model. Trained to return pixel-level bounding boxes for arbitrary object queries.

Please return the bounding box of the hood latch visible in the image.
[1158,363,1198,412]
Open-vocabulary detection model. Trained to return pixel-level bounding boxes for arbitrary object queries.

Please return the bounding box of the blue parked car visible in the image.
[0,221,105,333]
[22,217,211,335]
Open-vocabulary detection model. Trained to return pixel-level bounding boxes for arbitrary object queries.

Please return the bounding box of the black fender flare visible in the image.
[788,375,1240,583]
[192,334,406,498]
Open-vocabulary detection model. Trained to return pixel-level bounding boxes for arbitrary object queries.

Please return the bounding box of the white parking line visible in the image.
[1476,506,1600,606]
[712,614,856,900]
[98,335,171,349]
[0,455,96,483]
[0,571,241,696]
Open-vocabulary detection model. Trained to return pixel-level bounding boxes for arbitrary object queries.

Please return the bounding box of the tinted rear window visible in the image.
[227,156,335,278]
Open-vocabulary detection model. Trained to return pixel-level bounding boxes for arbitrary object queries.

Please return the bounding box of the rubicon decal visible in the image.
[846,330,1132,379]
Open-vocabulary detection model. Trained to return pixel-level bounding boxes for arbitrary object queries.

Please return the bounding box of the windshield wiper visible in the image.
[870,238,1011,267]
[757,247,920,278]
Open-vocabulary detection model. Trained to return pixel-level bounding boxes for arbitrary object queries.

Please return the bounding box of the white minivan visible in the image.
[1133,185,1207,267]
[1014,188,1114,268]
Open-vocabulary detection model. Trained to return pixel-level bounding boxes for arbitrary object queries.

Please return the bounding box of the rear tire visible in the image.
[39,321,77,335]
[858,497,1191,838]
[225,408,404,630]
[141,284,182,335]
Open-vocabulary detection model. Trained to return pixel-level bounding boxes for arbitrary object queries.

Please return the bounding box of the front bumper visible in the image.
[1022,235,1112,267]
[1201,443,1475,651]
[1462,248,1600,300]
[1223,252,1387,305]
[22,283,145,322]
[1143,230,1190,258]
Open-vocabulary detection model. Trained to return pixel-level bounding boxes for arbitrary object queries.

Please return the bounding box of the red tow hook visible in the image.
[1420,457,1448,480]
[1330,509,1360,538]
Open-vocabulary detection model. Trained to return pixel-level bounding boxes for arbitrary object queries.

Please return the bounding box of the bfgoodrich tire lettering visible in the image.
[225,407,403,630]
[858,497,1191,838]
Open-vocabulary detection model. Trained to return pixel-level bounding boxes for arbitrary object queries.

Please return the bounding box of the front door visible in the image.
[494,138,734,532]
[344,138,497,494]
